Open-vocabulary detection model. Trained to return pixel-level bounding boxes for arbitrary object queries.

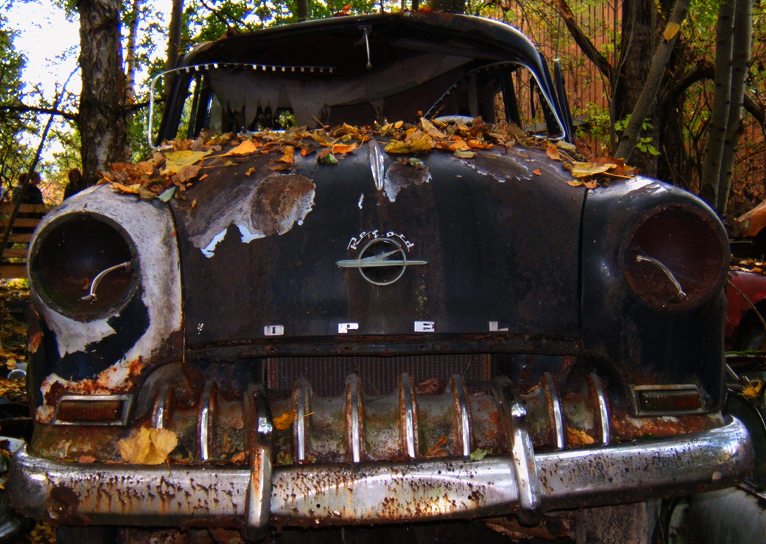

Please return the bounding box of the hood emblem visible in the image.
[337,236,427,286]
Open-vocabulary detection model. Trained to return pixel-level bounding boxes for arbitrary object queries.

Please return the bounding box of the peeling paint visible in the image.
[188,173,316,257]
[30,186,183,363]
[383,160,432,203]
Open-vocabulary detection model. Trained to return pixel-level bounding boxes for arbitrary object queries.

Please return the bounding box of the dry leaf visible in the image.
[454,150,476,159]
[331,143,358,155]
[222,139,260,157]
[384,132,434,154]
[278,145,296,164]
[117,427,178,465]
[532,168,542,176]
[231,451,246,463]
[424,435,449,458]
[78,455,96,464]
[566,427,595,446]
[570,162,617,178]
[28,331,42,354]
[163,150,211,173]
[420,117,447,139]
[273,410,295,431]
[546,142,560,161]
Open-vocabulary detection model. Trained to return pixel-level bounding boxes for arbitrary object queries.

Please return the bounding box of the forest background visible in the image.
[0,0,764,223]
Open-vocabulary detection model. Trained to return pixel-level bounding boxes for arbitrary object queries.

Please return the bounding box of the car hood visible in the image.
[170,143,584,349]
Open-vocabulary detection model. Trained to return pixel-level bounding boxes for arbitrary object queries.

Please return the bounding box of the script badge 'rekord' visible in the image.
[337,236,427,286]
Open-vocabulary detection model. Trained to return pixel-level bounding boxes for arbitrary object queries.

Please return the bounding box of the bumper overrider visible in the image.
[8,394,752,529]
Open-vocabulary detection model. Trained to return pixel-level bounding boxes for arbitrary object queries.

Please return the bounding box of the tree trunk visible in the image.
[715,0,753,215]
[77,0,128,186]
[615,0,689,162]
[700,0,735,209]
[429,0,465,13]
[296,0,309,21]
[124,0,142,103]
[165,0,184,103]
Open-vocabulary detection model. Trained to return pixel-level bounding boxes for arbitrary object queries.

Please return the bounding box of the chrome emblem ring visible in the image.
[337,237,427,286]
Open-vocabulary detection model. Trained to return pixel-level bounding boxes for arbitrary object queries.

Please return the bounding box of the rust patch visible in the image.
[47,485,80,521]
[610,412,719,441]
[251,174,316,236]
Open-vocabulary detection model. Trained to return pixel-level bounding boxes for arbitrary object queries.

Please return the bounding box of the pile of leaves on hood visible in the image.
[99,118,635,202]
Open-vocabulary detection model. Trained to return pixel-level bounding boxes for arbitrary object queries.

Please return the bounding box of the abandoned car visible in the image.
[7,11,752,541]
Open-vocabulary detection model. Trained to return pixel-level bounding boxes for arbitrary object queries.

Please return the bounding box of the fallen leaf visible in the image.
[318,149,339,165]
[28,331,42,354]
[743,380,764,400]
[469,448,489,461]
[245,167,257,176]
[424,435,449,458]
[117,427,178,465]
[532,168,542,176]
[384,132,434,154]
[222,139,260,157]
[273,410,295,431]
[566,427,595,446]
[556,140,577,152]
[570,161,617,178]
[546,142,560,161]
[331,143,358,155]
[78,455,96,464]
[454,150,476,159]
[231,451,246,463]
[278,145,295,164]
[157,187,176,202]
[420,117,447,139]
[163,150,211,173]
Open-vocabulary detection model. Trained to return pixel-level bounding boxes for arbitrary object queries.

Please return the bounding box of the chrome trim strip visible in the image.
[345,374,364,463]
[399,373,418,459]
[543,372,565,450]
[588,374,610,445]
[151,386,173,429]
[450,375,472,457]
[245,385,273,530]
[198,382,217,461]
[293,378,310,463]
[8,419,752,526]
[493,377,541,515]
[52,394,133,427]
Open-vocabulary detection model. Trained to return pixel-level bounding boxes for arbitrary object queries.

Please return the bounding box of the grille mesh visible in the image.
[267,354,492,396]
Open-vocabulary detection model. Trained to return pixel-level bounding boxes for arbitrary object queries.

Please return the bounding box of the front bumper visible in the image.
[8,418,752,528]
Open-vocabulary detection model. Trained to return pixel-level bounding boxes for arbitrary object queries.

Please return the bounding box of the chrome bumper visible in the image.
[8,418,752,528]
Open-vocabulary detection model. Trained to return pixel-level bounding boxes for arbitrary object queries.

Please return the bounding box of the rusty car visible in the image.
[6,11,753,543]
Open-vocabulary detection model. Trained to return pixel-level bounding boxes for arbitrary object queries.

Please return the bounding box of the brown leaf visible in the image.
[545,142,560,161]
[424,435,449,458]
[28,331,42,354]
[117,427,178,465]
[231,451,246,463]
[570,161,617,178]
[415,377,445,395]
[331,143,358,155]
[565,427,595,446]
[454,150,476,159]
[78,455,96,464]
[420,117,447,139]
[278,145,295,164]
[532,168,542,176]
[274,410,295,431]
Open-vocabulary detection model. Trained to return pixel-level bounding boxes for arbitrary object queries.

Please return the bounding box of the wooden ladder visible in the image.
[0,203,49,279]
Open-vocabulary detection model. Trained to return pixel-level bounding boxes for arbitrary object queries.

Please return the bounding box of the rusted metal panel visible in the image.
[171,148,584,349]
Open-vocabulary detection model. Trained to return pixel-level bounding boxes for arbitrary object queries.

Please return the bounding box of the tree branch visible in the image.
[0,104,78,122]
[552,0,612,80]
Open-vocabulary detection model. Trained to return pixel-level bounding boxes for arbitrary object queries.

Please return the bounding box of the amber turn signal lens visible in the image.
[54,396,130,425]
[631,385,704,416]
